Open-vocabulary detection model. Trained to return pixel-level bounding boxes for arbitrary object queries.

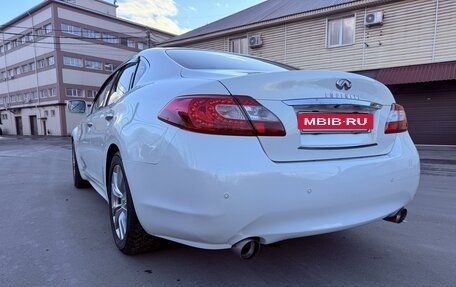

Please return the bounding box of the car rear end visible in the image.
[126,50,420,250]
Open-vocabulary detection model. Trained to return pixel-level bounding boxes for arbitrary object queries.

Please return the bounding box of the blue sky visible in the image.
[0,0,266,35]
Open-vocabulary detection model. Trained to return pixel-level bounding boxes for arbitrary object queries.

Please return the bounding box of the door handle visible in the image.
[105,113,114,121]
[87,122,93,127]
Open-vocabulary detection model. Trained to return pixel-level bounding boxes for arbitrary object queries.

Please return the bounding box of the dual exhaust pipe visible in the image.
[232,207,407,259]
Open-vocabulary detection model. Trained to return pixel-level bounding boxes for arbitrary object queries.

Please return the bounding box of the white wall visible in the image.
[0,104,62,136]
[74,0,117,16]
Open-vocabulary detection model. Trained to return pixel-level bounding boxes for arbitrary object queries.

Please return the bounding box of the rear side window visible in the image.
[107,63,137,106]
[166,50,296,72]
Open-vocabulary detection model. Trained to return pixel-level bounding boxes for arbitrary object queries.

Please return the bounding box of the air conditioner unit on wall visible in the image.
[248,35,263,48]
[365,11,384,27]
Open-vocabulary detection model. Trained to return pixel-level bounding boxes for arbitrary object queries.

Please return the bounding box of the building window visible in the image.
[47,56,55,66]
[87,90,97,98]
[26,33,33,43]
[37,59,46,69]
[36,28,46,36]
[66,88,84,98]
[1,114,7,120]
[50,110,56,117]
[82,28,100,39]
[104,63,114,72]
[327,16,356,47]
[30,62,36,71]
[0,45,4,53]
[49,88,57,97]
[229,37,248,54]
[137,42,146,50]
[44,110,49,117]
[102,33,119,44]
[61,23,81,36]
[85,60,102,70]
[40,89,49,98]
[44,24,52,34]
[127,40,135,48]
[15,67,22,75]
[6,42,12,50]
[63,56,83,67]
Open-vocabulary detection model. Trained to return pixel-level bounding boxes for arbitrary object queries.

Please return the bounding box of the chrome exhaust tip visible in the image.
[383,207,407,224]
[232,238,260,260]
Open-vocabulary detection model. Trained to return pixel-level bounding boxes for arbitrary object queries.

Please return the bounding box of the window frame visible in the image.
[326,15,356,48]
[106,59,142,106]
[229,36,249,55]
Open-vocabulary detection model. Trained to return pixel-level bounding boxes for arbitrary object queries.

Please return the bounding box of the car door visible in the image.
[83,71,118,186]
[89,61,140,189]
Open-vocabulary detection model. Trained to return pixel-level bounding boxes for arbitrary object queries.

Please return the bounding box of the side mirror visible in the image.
[67,100,87,114]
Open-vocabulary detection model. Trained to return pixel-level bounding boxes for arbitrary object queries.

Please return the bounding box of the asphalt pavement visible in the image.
[0,136,455,286]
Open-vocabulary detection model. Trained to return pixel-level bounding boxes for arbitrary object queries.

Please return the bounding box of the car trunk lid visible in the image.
[217,70,397,162]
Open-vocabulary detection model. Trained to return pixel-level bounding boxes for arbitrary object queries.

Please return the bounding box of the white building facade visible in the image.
[0,0,172,136]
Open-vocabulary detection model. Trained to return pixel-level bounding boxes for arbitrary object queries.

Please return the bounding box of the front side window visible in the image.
[229,37,248,54]
[327,16,356,47]
[92,73,117,111]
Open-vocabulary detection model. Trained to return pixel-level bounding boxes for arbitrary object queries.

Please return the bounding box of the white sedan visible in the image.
[70,48,420,259]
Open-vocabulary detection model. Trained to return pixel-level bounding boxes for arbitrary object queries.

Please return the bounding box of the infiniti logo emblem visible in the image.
[336,79,352,90]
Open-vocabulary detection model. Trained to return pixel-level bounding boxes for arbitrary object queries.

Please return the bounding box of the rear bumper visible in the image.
[124,133,420,250]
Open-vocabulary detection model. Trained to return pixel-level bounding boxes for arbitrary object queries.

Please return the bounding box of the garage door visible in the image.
[390,82,456,145]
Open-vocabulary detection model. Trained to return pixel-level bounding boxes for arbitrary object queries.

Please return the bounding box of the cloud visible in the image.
[116,0,190,35]
[188,6,197,11]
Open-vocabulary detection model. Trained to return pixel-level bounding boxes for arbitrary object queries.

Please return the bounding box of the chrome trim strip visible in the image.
[283,98,383,109]
[298,143,378,150]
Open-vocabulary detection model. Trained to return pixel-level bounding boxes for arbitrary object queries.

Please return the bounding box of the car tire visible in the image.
[108,152,162,255]
[72,141,90,189]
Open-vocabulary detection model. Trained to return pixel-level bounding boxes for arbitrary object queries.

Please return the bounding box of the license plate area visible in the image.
[298,113,374,133]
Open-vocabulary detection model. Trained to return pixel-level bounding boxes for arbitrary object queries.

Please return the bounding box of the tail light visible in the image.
[385,103,408,134]
[158,95,286,136]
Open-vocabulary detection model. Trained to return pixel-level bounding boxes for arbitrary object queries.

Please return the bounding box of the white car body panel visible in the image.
[72,48,420,250]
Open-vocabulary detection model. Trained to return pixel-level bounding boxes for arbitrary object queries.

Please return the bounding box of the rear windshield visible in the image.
[166,49,297,72]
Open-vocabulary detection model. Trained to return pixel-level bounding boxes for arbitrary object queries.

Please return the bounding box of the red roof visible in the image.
[376,61,456,85]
